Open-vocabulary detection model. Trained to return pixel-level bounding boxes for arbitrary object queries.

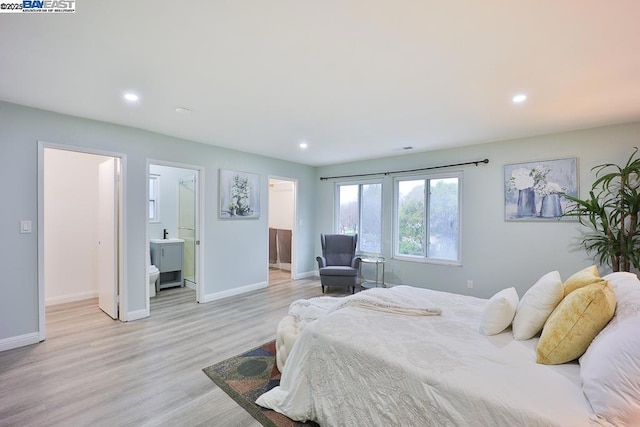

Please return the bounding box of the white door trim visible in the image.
[37,141,127,341]
[146,159,205,306]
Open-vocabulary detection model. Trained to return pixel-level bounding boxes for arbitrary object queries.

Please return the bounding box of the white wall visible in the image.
[2,95,638,350]
[44,149,112,305]
[149,164,195,240]
[268,180,294,230]
[0,100,317,348]
[316,123,640,299]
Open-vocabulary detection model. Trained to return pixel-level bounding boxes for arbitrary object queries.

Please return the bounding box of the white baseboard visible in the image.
[294,270,317,280]
[0,332,40,352]
[45,291,99,306]
[200,281,268,303]
[126,309,149,322]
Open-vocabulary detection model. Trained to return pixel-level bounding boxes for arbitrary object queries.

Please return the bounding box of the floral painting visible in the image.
[504,158,578,221]
[219,169,261,219]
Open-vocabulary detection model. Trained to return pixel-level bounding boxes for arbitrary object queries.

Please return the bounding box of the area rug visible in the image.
[202,341,319,427]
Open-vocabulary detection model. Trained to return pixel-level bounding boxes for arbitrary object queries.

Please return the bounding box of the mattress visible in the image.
[257,285,605,426]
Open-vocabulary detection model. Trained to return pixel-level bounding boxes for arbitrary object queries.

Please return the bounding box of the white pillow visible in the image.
[604,272,640,300]
[512,271,564,340]
[480,287,519,335]
[580,272,640,425]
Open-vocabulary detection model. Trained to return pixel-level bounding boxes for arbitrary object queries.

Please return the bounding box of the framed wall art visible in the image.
[219,169,261,219]
[504,158,578,221]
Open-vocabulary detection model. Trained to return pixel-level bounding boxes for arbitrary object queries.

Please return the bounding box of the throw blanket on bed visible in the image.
[288,287,441,333]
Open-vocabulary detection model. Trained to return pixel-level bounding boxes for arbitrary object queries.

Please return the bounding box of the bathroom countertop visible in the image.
[150,238,185,244]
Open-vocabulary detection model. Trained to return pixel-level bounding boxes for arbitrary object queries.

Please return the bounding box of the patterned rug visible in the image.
[202,341,319,427]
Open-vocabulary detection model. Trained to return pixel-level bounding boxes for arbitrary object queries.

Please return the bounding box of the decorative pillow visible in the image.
[603,271,640,301]
[536,281,616,365]
[512,271,564,340]
[480,287,519,336]
[563,265,601,297]
[580,272,640,425]
[580,315,640,425]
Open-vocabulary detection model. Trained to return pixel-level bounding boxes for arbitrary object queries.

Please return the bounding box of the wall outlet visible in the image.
[467,280,473,289]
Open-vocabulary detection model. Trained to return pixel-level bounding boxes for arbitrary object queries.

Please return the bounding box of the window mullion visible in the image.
[424,179,429,258]
[357,184,363,251]
[358,184,363,237]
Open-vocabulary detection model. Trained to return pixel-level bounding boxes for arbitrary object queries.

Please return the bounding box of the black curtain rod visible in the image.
[319,158,489,181]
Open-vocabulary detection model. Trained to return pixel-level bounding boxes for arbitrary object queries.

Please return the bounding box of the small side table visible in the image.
[360,257,386,289]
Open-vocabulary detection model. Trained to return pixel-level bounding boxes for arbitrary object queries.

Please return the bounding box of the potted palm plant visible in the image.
[562,147,640,272]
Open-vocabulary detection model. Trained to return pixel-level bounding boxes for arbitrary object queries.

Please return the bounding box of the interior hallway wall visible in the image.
[44,149,112,305]
[0,100,317,348]
[269,180,294,230]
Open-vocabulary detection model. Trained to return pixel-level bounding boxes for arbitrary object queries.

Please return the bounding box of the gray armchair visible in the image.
[316,233,361,294]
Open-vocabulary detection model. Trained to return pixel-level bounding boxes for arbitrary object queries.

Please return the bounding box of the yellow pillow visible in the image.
[563,265,601,297]
[536,281,616,365]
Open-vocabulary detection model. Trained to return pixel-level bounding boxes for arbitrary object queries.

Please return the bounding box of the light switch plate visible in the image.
[20,220,32,234]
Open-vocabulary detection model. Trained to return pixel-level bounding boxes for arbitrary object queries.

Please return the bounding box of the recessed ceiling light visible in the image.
[512,94,527,103]
[124,93,139,102]
[299,142,308,149]
[175,106,191,114]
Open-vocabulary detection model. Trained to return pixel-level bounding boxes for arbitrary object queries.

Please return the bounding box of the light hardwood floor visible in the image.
[0,275,337,426]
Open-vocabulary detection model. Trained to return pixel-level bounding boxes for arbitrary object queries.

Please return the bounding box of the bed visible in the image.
[256,271,640,426]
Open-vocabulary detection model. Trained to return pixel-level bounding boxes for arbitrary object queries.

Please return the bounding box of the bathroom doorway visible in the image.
[37,143,125,339]
[268,177,296,284]
[147,161,203,306]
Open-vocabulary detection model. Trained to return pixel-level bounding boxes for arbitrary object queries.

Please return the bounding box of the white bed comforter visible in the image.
[256,286,605,427]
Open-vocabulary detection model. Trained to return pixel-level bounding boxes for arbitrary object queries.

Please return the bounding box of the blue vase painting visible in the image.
[540,193,563,218]
[504,158,578,221]
[516,188,537,217]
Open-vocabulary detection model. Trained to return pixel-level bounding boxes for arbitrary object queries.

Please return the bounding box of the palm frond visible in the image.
[563,147,640,271]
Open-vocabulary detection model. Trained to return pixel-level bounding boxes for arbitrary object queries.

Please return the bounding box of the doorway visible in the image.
[268,177,296,283]
[147,161,203,305]
[38,144,125,340]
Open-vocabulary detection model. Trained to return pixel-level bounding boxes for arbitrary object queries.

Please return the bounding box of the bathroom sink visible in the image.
[150,238,185,243]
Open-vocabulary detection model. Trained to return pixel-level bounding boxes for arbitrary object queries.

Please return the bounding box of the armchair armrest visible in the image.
[351,256,362,269]
[316,256,327,268]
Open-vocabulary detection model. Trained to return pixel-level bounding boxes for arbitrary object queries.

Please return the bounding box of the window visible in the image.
[149,174,159,222]
[336,181,382,254]
[395,173,461,263]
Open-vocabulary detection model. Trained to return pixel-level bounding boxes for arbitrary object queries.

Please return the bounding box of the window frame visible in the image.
[393,171,463,266]
[149,174,160,223]
[334,179,383,255]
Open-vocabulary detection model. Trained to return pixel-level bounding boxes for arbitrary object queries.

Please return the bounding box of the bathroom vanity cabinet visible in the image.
[150,239,184,290]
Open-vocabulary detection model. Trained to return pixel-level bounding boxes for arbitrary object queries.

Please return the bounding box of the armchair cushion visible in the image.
[319,266,359,277]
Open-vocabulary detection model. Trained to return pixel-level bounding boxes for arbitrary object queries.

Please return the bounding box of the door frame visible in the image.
[37,141,127,341]
[267,175,297,281]
[146,159,205,305]
[97,157,120,319]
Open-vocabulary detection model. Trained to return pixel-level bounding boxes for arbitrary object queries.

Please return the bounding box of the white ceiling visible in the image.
[1,1,639,166]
